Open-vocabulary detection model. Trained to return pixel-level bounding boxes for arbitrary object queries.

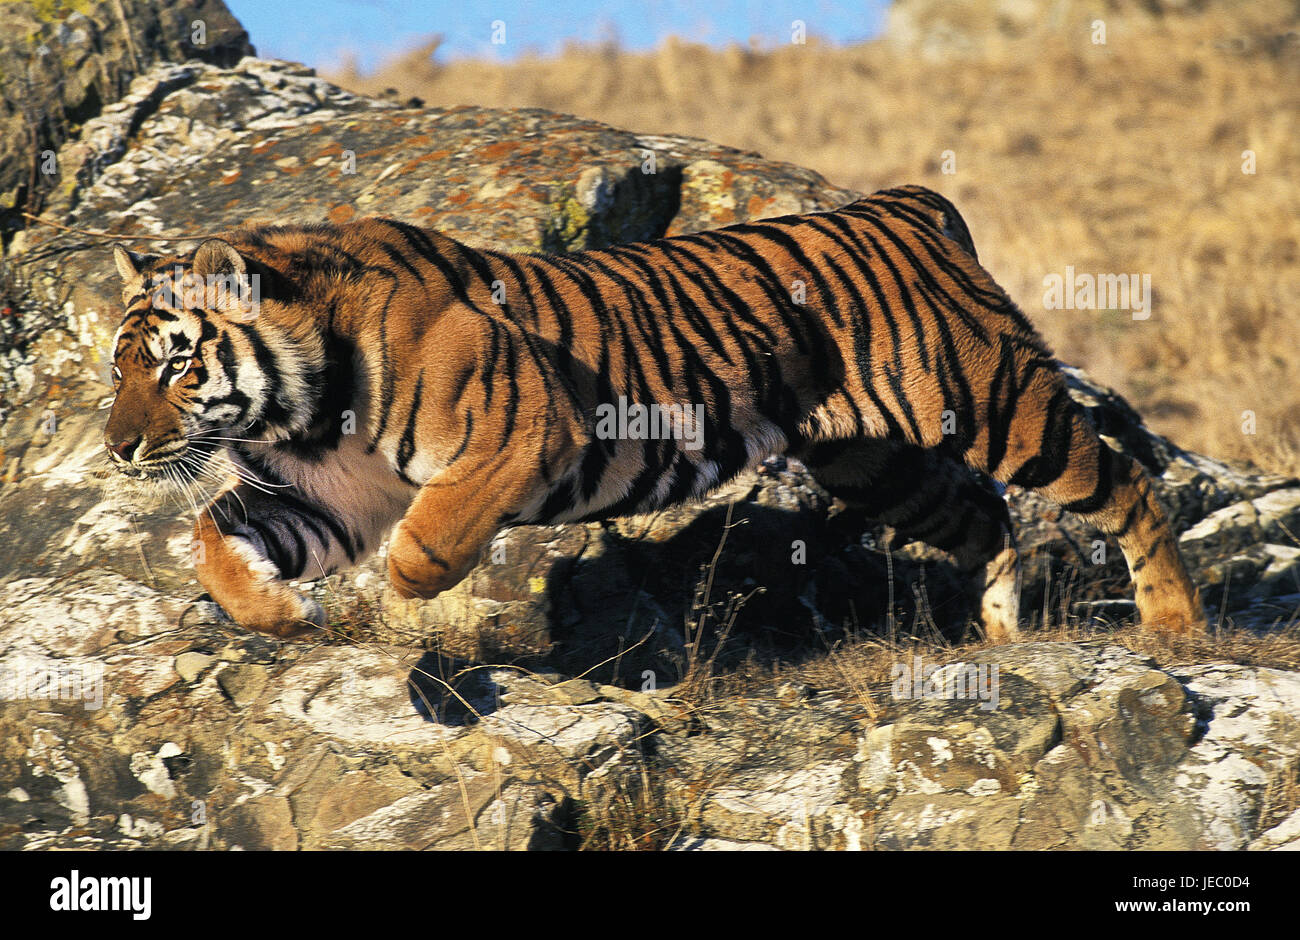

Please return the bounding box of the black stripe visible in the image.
[396,370,425,477]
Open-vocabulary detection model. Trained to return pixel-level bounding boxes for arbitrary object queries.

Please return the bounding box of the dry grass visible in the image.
[568,589,1300,848]
[1258,761,1300,834]
[328,12,1300,475]
[684,617,1300,715]
[574,759,688,851]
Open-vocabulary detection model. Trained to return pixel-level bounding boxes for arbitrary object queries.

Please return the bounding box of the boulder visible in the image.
[658,644,1300,850]
[0,0,253,234]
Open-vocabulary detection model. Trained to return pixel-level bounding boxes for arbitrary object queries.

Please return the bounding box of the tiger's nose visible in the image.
[107,435,142,463]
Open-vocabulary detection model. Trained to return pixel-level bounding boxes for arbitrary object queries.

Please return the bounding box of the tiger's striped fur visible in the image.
[104,185,1204,641]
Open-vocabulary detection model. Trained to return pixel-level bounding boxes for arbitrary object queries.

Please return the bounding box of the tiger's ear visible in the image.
[191,238,259,322]
[113,244,157,303]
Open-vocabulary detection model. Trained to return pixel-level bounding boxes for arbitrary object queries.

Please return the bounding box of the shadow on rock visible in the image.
[406,651,507,726]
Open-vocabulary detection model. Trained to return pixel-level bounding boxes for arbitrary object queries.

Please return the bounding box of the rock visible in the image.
[317,779,567,851]
[0,639,653,849]
[0,0,254,233]
[1250,809,1300,851]
[657,645,1300,850]
[215,663,268,707]
[475,701,646,790]
[1166,663,1300,850]
[173,651,215,682]
[595,684,694,733]
[667,836,780,851]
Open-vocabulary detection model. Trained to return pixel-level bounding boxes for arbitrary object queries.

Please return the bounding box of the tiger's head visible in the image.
[104,237,322,488]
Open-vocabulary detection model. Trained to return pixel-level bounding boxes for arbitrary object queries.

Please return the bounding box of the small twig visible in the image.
[111,0,142,74]
[20,211,207,243]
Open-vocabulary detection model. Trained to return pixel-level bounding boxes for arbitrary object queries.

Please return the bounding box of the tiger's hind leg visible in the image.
[966,365,1204,634]
[803,440,1021,643]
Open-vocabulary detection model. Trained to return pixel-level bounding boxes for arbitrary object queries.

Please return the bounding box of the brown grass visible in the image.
[677,616,1300,719]
[574,758,688,850]
[328,12,1300,475]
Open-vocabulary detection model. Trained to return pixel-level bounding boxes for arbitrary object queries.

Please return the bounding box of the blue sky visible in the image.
[226,0,890,73]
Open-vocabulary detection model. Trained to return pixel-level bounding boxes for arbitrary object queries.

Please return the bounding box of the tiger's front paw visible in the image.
[260,593,327,639]
[197,581,325,639]
[386,523,458,600]
[192,517,331,640]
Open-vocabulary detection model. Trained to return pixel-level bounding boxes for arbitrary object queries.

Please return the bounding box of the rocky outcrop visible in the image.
[0,0,253,235]
[4,601,1298,850]
[1,55,1298,849]
[662,644,1300,850]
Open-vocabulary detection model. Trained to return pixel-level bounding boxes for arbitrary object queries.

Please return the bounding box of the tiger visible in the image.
[102,184,1205,643]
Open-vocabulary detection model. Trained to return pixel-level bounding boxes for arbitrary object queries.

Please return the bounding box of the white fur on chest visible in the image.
[234,431,414,548]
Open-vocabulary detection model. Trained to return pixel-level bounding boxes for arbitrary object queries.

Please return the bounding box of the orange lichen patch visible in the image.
[404,134,433,147]
[220,168,242,185]
[476,140,525,161]
[399,155,434,173]
[747,195,774,217]
[355,145,404,160]
[327,204,355,224]
[223,198,241,210]
[315,142,345,158]
[310,125,326,135]
[399,148,454,172]
[447,192,471,206]
[251,139,277,156]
